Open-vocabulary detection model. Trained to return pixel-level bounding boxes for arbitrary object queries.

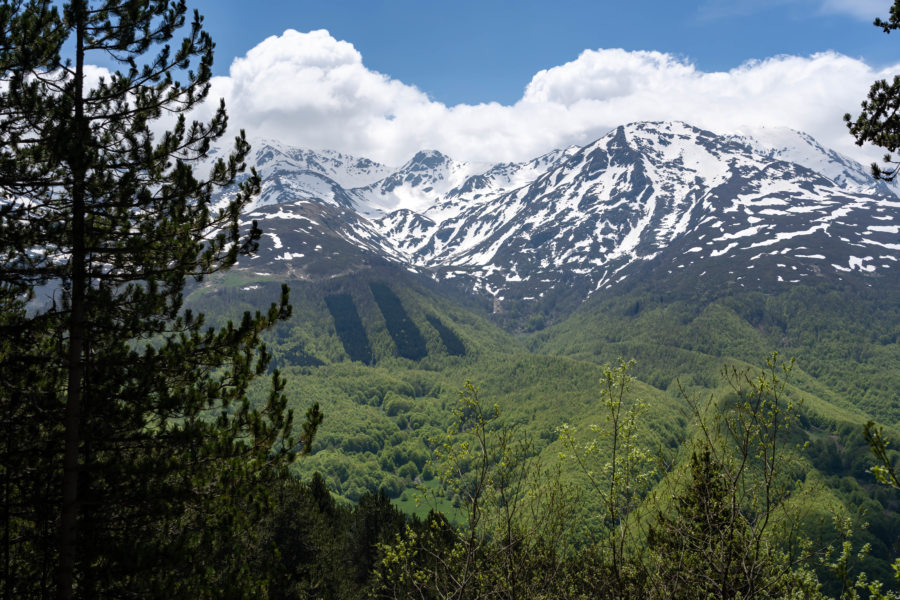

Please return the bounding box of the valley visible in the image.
[188,121,900,586]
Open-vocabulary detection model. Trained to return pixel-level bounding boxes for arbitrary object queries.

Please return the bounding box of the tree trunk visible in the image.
[57,2,87,597]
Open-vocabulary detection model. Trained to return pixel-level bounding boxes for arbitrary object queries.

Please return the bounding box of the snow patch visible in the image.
[710,242,738,257]
[848,256,876,272]
[867,225,900,234]
[275,252,305,261]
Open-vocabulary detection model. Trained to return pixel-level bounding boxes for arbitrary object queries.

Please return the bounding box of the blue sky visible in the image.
[156,0,900,165]
[191,0,895,106]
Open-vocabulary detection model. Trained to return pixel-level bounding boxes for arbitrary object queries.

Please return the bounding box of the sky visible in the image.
[154,0,900,166]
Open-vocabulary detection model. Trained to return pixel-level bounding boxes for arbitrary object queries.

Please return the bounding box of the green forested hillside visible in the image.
[186,267,900,591]
[534,279,900,425]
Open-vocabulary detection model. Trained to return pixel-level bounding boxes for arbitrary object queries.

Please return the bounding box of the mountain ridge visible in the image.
[220,121,899,322]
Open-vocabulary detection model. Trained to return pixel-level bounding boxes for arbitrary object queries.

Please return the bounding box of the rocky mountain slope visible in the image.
[221,121,900,315]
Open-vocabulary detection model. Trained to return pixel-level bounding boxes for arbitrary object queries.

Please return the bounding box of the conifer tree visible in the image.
[647,448,750,599]
[0,1,319,597]
[845,0,900,180]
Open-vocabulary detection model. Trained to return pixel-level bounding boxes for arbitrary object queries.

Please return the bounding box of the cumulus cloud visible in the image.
[818,0,887,20]
[204,28,898,168]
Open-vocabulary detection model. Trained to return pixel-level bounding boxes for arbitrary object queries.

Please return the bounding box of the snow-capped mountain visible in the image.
[247,140,393,210]
[348,150,492,217]
[224,122,900,311]
[368,146,581,258]
[729,125,898,195]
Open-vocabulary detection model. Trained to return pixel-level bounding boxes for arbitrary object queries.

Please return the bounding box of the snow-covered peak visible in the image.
[616,121,734,184]
[422,145,581,224]
[247,138,394,189]
[348,149,492,217]
[361,120,900,302]
[728,125,895,195]
[402,149,453,171]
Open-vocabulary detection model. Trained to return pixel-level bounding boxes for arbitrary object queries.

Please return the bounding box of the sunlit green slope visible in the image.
[188,266,900,585]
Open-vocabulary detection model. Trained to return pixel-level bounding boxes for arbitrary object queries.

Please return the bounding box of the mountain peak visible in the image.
[223,121,899,315]
[406,149,452,169]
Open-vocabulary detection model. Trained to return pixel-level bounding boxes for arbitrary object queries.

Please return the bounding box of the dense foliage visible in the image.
[197,270,897,594]
[0,1,318,597]
[326,293,374,364]
[210,359,900,599]
[426,314,467,356]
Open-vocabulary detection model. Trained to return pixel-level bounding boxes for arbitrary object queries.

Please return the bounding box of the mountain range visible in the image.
[217,121,900,321]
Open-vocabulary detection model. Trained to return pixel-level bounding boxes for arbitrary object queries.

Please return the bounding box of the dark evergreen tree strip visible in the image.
[325,294,373,364]
[271,343,325,370]
[369,282,427,361]
[425,314,466,356]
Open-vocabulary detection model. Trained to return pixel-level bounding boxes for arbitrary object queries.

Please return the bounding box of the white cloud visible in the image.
[205,29,433,158]
[698,0,886,21]
[204,29,899,169]
[819,0,886,20]
[83,65,113,89]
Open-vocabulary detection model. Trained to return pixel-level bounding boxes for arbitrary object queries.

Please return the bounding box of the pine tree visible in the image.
[0,1,319,597]
[647,448,750,599]
[845,0,900,180]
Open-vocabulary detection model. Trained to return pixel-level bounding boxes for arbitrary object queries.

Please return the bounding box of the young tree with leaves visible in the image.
[557,359,656,597]
[375,382,577,600]
[647,355,817,599]
[0,1,320,597]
